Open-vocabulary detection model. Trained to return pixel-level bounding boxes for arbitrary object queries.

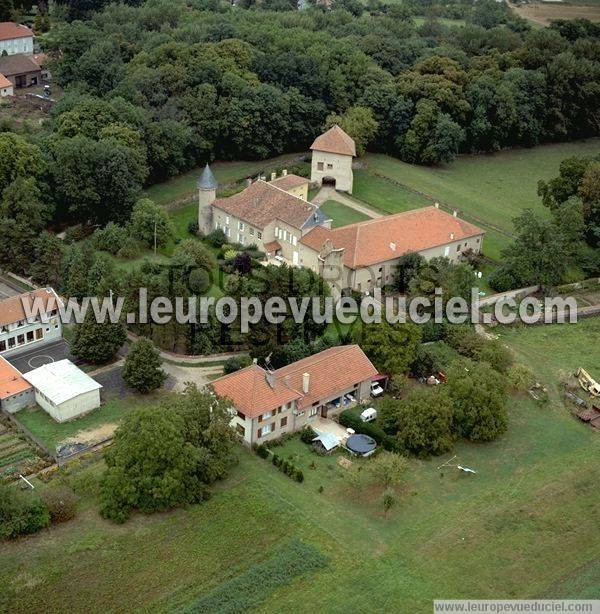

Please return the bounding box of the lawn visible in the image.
[144,153,306,207]
[319,199,371,227]
[2,319,599,612]
[363,139,600,236]
[14,392,168,451]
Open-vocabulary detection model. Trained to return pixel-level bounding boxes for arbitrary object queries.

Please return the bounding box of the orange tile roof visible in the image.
[269,174,309,191]
[0,356,31,400]
[276,345,378,410]
[0,73,11,88]
[211,364,301,418]
[0,22,33,41]
[213,180,319,230]
[300,206,485,269]
[263,240,281,253]
[0,288,61,328]
[311,125,356,157]
[211,345,378,418]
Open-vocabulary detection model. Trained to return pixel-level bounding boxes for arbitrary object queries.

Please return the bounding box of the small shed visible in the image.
[23,359,102,423]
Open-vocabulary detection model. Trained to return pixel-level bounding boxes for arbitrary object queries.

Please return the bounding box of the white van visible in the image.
[360,407,377,422]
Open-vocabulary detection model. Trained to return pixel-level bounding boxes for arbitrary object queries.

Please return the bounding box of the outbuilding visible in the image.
[0,355,34,413]
[22,359,102,422]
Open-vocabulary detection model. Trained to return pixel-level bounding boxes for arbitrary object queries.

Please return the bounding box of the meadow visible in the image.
[1,318,599,612]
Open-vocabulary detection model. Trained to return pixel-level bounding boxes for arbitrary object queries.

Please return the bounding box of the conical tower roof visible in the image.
[198,163,218,190]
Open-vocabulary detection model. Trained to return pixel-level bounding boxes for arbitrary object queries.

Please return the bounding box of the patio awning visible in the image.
[312,431,340,451]
[263,240,281,254]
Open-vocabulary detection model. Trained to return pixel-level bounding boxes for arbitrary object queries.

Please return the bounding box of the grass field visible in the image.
[1,318,599,612]
[319,199,371,227]
[144,153,306,207]
[364,140,600,234]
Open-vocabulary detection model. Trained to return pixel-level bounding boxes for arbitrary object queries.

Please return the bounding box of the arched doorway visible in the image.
[322,176,336,189]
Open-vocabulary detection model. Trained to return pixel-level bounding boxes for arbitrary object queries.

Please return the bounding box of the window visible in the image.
[292,236,297,246]
[281,416,288,428]
[237,411,246,420]
[327,163,333,170]
[317,162,324,171]
[238,221,245,231]
[35,329,43,340]
[26,331,34,343]
[17,334,24,346]
[225,215,230,224]
[275,226,280,238]
[283,230,288,242]
[238,234,245,245]
[257,231,262,240]
[263,411,273,420]
[8,337,15,348]
[259,423,272,437]
[456,244,461,252]
[0,340,5,352]
[309,407,318,417]
[249,228,254,236]
[236,424,245,436]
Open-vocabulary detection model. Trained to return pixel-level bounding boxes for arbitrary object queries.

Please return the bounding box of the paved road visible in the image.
[312,187,383,219]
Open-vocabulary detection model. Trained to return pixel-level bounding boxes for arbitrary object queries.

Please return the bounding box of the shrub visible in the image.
[0,484,50,539]
[295,469,304,483]
[42,487,77,524]
[223,355,253,374]
[507,363,535,391]
[255,444,269,459]
[93,222,129,254]
[299,426,317,444]
[272,454,281,467]
[116,236,142,259]
[187,220,200,236]
[206,228,227,247]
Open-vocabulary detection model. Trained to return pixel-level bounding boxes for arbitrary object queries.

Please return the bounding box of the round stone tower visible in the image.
[198,163,218,234]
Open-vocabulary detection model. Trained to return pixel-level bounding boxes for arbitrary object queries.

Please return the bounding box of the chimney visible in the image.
[434,202,439,209]
[453,210,458,217]
[271,172,276,181]
[253,358,258,364]
[302,372,310,394]
[282,169,288,176]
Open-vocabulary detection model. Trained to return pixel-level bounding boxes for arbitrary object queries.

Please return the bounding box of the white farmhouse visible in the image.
[23,360,102,423]
[0,23,33,56]
[0,73,13,97]
[310,125,356,193]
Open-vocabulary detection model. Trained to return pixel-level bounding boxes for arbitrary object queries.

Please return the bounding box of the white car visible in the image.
[371,382,384,397]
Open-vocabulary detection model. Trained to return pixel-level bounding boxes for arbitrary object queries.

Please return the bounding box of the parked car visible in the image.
[371,382,384,397]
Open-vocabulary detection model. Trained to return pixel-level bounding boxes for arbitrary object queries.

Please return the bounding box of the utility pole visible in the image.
[154,217,157,257]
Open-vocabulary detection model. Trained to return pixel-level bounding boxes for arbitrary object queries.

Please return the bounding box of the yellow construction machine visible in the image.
[577,368,600,397]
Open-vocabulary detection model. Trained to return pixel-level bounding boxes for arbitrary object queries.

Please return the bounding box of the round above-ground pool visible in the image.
[346,433,377,457]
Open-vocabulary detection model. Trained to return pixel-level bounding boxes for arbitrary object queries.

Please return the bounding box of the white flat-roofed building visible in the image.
[23,359,102,423]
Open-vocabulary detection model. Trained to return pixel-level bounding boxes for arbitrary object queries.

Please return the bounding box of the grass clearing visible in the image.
[319,200,371,227]
[364,140,600,235]
[2,319,599,612]
[145,153,305,207]
[14,392,168,451]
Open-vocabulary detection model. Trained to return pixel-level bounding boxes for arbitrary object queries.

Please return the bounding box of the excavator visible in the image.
[577,368,600,397]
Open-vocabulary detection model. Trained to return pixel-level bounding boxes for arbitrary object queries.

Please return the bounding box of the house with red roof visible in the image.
[0,22,33,56]
[0,355,34,413]
[310,125,356,193]
[211,345,378,445]
[0,72,13,97]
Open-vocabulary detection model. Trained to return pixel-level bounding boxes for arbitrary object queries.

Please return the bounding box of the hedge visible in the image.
[339,410,400,452]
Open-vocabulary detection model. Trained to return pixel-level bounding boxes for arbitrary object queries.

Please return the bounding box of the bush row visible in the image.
[271,454,304,483]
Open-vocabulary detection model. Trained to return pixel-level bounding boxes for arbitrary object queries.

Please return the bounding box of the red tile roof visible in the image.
[311,125,356,157]
[269,174,309,191]
[211,345,378,418]
[300,206,485,269]
[0,22,33,41]
[0,73,11,88]
[213,180,319,230]
[0,356,31,400]
[0,288,61,327]
[263,240,281,253]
